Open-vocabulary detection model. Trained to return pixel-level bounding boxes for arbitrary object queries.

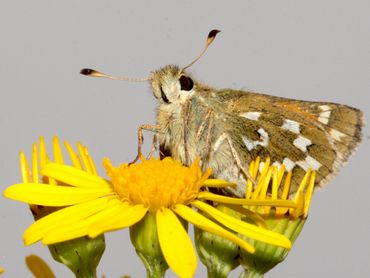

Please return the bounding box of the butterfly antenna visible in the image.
[80,68,150,82]
[182,29,221,71]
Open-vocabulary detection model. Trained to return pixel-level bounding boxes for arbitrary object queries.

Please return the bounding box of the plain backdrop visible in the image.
[1,1,369,277]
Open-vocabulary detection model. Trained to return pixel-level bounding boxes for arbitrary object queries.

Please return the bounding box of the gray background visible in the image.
[1,1,369,277]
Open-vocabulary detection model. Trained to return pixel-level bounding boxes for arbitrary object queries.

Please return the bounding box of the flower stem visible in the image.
[74,268,97,278]
[240,269,264,278]
[206,265,231,278]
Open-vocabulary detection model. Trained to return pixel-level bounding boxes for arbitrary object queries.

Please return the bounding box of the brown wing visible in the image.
[216,89,363,193]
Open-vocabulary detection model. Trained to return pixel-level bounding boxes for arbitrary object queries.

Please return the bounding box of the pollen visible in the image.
[104,157,212,212]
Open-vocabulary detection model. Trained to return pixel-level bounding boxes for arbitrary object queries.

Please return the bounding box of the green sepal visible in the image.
[239,211,306,277]
[129,212,169,278]
[48,235,105,278]
[194,205,240,278]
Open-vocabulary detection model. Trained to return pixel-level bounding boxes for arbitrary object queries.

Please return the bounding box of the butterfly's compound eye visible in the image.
[179,75,194,91]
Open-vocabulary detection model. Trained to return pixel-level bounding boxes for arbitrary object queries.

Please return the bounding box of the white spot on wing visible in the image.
[330,129,346,141]
[257,128,269,147]
[240,112,261,121]
[242,136,256,151]
[242,128,269,151]
[297,155,322,171]
[272,161,281,168]
[283,157,296,172]
[281,119,300,134]
[305,155,322,170]
[296,160,310,171]
[318,105,332,124]
[293,136,312,152]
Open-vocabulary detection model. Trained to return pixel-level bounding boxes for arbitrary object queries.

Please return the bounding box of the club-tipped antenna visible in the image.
[80,68,150,82]
[182,29,221,71]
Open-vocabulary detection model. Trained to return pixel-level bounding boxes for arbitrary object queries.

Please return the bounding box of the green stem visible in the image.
[74,268,97,278]
[240,269,264,278]
[207,265,231,278]
[136,252,166,278]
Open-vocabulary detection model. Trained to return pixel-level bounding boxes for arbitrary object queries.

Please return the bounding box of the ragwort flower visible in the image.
[11,136,106,278]
[4,137,296,278]
[239,157,316,277]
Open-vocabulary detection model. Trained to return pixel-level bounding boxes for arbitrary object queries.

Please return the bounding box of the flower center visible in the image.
[104,157,211,212]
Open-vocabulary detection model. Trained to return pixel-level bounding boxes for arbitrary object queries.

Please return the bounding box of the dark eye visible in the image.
[179,75,194,91]
[160,87,170,104]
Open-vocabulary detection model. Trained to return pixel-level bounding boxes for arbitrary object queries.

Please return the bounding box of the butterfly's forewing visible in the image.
[215,89,363,194]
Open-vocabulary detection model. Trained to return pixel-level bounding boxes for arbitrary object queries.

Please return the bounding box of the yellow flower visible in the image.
[243,157,314,218]
[4,137,295,278]
[239,157,316,277]
[13,137,106,277]
[0,267,4,274]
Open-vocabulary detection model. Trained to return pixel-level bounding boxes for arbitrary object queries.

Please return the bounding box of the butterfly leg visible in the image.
[146,133,158,159]
[130,124,161,164]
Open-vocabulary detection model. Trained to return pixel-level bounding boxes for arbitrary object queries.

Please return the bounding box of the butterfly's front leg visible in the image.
[146,133,158,159]
[130,124,161,164]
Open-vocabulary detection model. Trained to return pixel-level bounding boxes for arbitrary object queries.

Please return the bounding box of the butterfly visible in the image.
[81,30,364,197]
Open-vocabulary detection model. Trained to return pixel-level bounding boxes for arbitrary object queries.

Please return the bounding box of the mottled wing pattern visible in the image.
[217,89,363,193]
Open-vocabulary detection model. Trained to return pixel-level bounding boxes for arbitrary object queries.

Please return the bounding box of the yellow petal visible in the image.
[64,141,83,170]
[42,199,124,244]
[89,204,147,238]
[41,163,111,188]
[258,167,273,199]
[25,255,55,278]
[24,197,114,245]
[245,160,256,199]
[86,148,98,176]
[192,200,291,249]
[19,151,30,183]
[31,144,39,183]
[52,136,64,164]
[77,142,94,174]
[156,208,196,278]
[304,171,316,217]
[198,192,297,208]
[4,183,112,206]
[290,190,305,218]
[174,204,255,253]
[203,179,236,188]
[39,136,49,169]
[224,204,266,228]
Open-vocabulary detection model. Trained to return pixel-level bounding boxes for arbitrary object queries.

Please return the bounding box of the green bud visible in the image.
[129,213,168,278]
[239,211,306,277]
[48,235,105,278]
[194,205,240,278]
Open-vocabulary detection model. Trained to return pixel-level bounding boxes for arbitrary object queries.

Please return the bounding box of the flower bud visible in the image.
[194,205,240,278]
[48,235,105,278]
[129,213,169,278]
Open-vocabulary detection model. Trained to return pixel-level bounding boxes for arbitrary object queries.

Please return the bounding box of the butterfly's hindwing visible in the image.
[212,89,363,194]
